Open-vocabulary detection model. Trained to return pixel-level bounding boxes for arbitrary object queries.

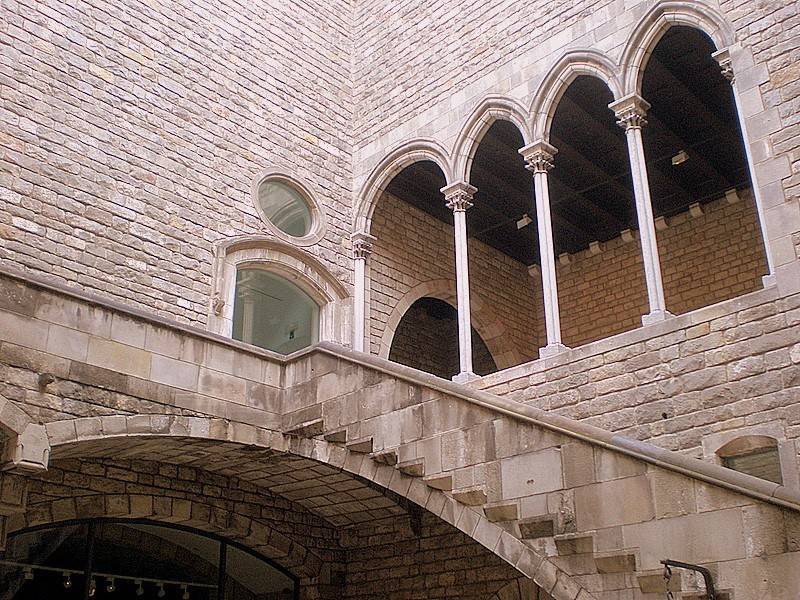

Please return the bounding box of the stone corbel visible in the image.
[2,423,50,475]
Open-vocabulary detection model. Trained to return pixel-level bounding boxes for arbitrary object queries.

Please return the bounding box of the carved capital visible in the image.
[351,232,376,260]
[519,140,558,173]
[609,93,651,131]
[440,181,477,213]
[712,48,735,83]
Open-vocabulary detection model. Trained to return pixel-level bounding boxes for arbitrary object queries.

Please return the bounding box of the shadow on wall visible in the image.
[388,297,497,379]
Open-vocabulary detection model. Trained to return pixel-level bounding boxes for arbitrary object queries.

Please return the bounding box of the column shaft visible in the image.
[351,233,374,353]
[441,182,478,382]
[520,141,569,358]
[611,94,671,325]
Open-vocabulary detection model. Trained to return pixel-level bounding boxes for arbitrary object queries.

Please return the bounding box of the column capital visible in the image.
[441,181,476,212]
[609,93,651,131]
[351,231,375,260]
[519,140,558,173]
[712,48,735,83]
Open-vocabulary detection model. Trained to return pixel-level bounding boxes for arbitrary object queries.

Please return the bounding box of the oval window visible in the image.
[232,269,320,354]
[257,179,313,238]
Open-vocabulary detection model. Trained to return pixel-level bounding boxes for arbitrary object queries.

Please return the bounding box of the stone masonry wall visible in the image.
[479,288,800,479]
[0,0,353,326]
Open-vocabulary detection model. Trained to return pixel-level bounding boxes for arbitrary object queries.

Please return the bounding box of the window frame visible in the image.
[252,171,326,246]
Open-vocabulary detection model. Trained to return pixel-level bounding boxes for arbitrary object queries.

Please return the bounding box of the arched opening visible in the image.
[369,153,539,375]
[232,268,320,354]
[0,519,297,600]
[548,76,647,346]
[716,435,783,485]
[464,120,544,360]
[641,26,769,314]
[388,297,498,379]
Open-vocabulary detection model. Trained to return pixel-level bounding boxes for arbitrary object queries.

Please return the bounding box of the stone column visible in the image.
[519,141,569,358]
[351,231,375,353]
[441,181,478,383]
[712,48,776,288]
[609,94,672,325]
[240,287,256,344]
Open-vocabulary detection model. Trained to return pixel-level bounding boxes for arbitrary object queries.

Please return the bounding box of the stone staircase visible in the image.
[285,420,722,599]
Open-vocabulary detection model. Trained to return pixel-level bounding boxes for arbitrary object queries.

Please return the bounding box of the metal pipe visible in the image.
[661,559,716,600]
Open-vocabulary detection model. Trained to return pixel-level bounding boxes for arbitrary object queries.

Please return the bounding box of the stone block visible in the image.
[594,448,646,482]
[150,354,199,391]
[574,475,654,531]
[500,447,563,499]
[45,324,88,361]
[650,469,697,518]
[0,311,49,351]
[518,515,555,539]
[86,338,151,379]
[561,442,595,488]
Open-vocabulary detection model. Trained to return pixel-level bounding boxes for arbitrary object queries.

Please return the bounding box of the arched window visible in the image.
[717,436,783,484]
[0,520,297,599]
[232,268,320,354]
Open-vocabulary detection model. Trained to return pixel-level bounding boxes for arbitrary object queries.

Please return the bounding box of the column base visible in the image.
[539,343,570,358]
[641,309,674,326]
[762,273,777,289]
[452,371,480,384]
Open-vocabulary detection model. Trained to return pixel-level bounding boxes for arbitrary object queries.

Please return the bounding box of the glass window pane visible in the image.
[232,269,320,354]
[91,523,220,600]
[224,545,294,600]
[723,448,783,484]
[0,523,88,600]
[258,181,313,237]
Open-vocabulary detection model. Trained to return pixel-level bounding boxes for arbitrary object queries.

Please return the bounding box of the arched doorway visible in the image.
[388,297,498,379]
[0,519,297,600]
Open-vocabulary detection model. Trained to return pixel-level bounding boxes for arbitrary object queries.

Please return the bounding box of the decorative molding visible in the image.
[519,140,558,174]
[712,48,734,83]
[351,232,376,260]
[441,181,477,212]
[609,93,650,131]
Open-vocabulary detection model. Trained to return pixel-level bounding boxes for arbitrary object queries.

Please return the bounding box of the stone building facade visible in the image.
[1,0,799,599]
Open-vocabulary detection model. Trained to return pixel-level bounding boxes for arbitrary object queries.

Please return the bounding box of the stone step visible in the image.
[370,449,398,466]
[594,549,638,574]
[345,437,373,454]
[396,458,425,477]
[518,515,556,540]
[482,500,519,522]
[451,485,487,506]
[283,418,324,438]
[553,532,595,556]
[637,569,682,595]
[422,473,452,491]
[322,428,347,443]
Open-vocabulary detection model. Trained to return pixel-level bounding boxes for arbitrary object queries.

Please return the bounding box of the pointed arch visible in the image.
[530,49,623,142]
[619,0,736,95]
[353,139,453,234]
[452,95,533,182]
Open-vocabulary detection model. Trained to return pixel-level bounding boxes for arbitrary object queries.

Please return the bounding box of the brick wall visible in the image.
[372,189,767,365]
[369,193,544,364]
[0,0,354,326]
[556,191,768,348]
[340,512,534,600]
